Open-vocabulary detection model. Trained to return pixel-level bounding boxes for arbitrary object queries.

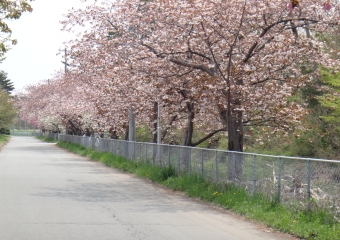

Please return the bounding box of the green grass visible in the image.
[36,136,56,143]
[0,134,10,145]
[48,140,340,239]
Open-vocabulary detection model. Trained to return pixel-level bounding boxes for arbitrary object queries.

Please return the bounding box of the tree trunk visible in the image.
[183,102,195,146]
[227,96,244,183]
[161,115,177,141]
[227,110,243,151]
[182,102,195,173]
[151,101,158,143]
[124,122,129,141]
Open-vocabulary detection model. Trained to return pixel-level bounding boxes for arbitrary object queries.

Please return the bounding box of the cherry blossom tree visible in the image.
[17,73,97,134]
[18,0,340,152]
[61,0,232,145]
[61,0,339,150]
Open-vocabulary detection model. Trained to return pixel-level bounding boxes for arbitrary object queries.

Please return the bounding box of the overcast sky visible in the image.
[0,0,89,92]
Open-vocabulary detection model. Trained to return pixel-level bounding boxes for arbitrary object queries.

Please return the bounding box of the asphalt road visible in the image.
[0,137,295,240]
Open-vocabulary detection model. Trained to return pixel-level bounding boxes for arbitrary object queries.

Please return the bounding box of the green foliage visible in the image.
[136,123,152,142]
[321,68,340,88]
[244,128,293,156]
[0,89,16,129]
[0,0,33,60]
[300,84,322,108]
[0,128,10,135]
[36,136,56,143]
[0,134,9,145]
[290,130,323,157]
[0,71,14,93]
[318,69,340,127]
[314,28,340,60]
[245,67,340,159]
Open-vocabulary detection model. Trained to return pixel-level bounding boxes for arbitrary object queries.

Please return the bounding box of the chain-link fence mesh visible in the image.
[57,134,340,216]
[10,130,44,137]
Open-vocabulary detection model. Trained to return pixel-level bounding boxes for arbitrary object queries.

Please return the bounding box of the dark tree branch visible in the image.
[169,59,216,76]
[192,127,227,147]
[243,41,258,63]
[107,20,118,30]
[162,115,178,140]
[141,41,216,75]
[243,18,320,63]
[157,70,193,79]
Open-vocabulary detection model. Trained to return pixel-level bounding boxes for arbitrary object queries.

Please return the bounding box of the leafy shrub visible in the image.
[0,128,10,135]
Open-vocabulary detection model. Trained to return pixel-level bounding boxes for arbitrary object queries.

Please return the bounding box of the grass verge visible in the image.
[0,134,10,146]
[36,136,56,143]
[53,140,339,239]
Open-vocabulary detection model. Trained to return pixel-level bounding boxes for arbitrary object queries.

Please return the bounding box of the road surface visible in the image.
[0,137,295,240]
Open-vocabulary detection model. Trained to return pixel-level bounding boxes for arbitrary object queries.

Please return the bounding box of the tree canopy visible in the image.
[0,89,16,129]
[17,0,340,151]
[0,0,33,60]
[0,70,14,93]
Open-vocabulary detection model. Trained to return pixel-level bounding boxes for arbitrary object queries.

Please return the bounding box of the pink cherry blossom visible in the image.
[287,3,294,11]
[16,0,340,151]
[324,3,332,10]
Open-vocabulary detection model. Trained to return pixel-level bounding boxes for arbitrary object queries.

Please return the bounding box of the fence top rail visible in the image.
[58,134,340,164]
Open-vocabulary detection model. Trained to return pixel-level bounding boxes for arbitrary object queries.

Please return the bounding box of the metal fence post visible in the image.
[277,157,282,203]
[168,145,170,167]
[215,150,219,184]
[133,142,136,161]
[145,143,147,163]
[123,141,126,158]
[178,146,181,172]
[201,149,204,177]
[188,148,192,174]
[126,141,129,159]
[253,154,257,194]
[152,144,155,166]
[307,159,311,212]
[160,144,163,166]
[232,152,236,184]
[138,143,141,162]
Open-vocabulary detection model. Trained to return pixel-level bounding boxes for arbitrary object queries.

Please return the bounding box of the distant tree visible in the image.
[0,89,16,130]
[0,71,14,93]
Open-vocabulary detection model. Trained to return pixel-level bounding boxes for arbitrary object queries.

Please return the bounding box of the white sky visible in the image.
[0,0,90,92]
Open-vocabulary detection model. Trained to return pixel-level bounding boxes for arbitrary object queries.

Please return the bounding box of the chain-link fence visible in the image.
[10,130,44,137]
[58,134,340,216]
[9,131,60,142]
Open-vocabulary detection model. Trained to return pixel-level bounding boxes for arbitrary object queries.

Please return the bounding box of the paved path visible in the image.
[0,137,295,240]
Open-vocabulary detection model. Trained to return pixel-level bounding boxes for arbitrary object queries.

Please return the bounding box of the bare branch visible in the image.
[192,127,227,147]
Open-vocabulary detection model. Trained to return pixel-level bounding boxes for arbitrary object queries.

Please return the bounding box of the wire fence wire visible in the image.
[41,134,339,217]
[10,130,44,137]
